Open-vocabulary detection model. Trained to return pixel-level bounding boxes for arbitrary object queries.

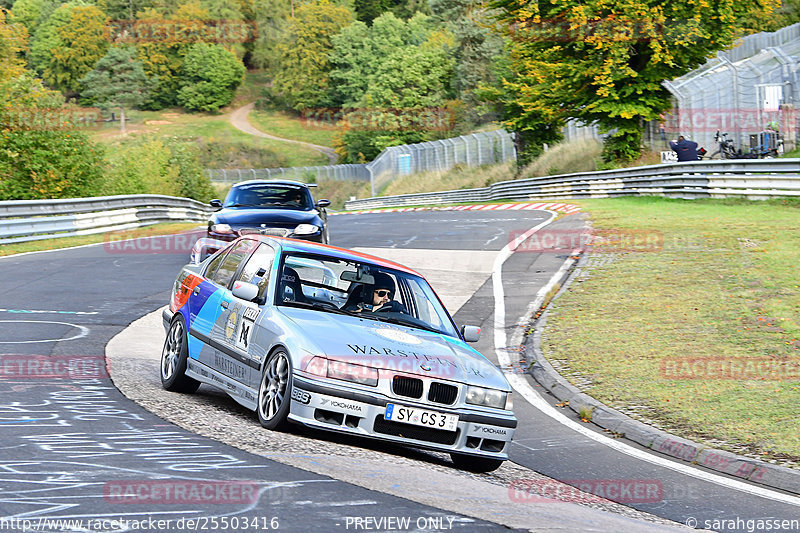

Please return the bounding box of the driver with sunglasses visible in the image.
[346,271,408,314]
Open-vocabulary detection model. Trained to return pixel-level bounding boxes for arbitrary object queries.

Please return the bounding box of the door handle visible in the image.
[193,287,201,295]
[221,301,229,309]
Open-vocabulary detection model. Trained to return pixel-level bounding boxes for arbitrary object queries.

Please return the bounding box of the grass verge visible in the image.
[248,109,337,148]
[91,109,329,168]
[541,197,800,465]
[0,223,200,258]
[381,162,514,197]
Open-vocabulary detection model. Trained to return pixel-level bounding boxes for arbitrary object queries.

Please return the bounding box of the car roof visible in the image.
[230,179,313,189]
[243,235,421,277]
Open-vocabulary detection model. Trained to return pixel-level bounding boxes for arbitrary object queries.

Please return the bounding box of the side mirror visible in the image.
[232,281,259,302]
[461,325,481,343]
[316,199,331,208]
[210,199,223,209]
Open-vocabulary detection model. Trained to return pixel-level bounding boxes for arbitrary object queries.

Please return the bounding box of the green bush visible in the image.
[102,136,213,202]
[0,130,104,200]
[176,44,245,112]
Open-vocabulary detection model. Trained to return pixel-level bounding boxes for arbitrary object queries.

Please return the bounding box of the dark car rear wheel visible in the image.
[450,452,504,473]
[257,349,293,430]
[161,317,201,393]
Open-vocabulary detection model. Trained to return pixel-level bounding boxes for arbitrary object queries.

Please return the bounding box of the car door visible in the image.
[201,239,257,382]
[211,242,276,399]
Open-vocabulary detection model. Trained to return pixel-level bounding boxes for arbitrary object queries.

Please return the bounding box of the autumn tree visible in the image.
[269,0,353,111]
[30,2,110,95]
[489,0,780,162]
[0,7,27,82]
[80,46,153,132]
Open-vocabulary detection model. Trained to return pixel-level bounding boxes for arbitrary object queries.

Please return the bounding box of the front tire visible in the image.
[161,317,201,393]
[450,452,504,473]
[257,349,293,430]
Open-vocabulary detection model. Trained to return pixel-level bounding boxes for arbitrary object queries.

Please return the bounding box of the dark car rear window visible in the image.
[224,184,312,210]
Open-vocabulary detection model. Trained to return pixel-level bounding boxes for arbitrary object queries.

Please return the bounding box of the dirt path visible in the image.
[229,102,338,164]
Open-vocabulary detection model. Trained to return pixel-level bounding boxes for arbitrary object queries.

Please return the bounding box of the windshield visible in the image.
[224,183,313,210]
[275,252,459,338]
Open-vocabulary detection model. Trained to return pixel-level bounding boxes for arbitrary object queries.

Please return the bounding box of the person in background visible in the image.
[669,135,699,161]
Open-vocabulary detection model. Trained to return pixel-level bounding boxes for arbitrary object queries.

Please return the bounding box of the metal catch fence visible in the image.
[206,130,516,196]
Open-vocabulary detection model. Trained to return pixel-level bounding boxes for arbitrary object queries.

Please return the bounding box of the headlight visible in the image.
[466,386,508,409]
[210,223,234,234]
[293,224,320,235]
[304,357,378,386]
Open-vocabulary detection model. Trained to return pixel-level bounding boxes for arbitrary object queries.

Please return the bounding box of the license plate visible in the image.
[384,403,458,432]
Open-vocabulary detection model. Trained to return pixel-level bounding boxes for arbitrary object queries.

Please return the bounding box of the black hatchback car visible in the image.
[206,180,331,252]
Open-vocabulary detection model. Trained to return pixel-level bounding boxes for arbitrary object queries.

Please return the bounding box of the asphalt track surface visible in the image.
[0,209,798,532]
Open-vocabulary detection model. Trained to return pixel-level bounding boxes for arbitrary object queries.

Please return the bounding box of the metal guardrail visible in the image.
[0,195,213,245]
[344,159,800,210]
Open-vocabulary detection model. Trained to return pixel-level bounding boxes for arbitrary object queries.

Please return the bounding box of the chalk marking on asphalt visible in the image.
[492,212,800,508]
[0,321,89,344]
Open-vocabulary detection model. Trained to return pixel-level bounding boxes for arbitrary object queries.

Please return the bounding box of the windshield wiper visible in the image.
[226,203,255,207]
[365,313,443,335]
[280,300,356,316]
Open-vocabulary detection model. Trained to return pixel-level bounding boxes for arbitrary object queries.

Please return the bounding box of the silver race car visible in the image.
[162,236,516,472]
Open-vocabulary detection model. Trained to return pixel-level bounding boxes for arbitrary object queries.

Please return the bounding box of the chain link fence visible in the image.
[553,24,800,155]
[659,24,800,153]
[206,130,516,195]
[205,164,369,184]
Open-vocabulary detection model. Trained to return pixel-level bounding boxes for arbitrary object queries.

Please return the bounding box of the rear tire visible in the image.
[450,452,504,473]
[257,349,293,430]
[161,316,201,393]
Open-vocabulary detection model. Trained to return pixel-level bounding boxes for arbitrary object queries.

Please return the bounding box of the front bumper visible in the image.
[289,375,516,459]
[205,229,323,252]
[162,308,174,332]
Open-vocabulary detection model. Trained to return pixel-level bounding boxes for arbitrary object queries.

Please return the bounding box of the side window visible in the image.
[211,240,255,288]
[204,243,233,280]
[237,244,276,302]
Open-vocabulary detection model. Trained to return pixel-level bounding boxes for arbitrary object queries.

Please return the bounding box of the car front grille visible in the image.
[239,227,291,237]
[392,376,423,399]
[373,415,459,445]
[428,382,458,405]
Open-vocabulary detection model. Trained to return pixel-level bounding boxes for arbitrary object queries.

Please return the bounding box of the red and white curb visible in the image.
[332,203,581,216]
